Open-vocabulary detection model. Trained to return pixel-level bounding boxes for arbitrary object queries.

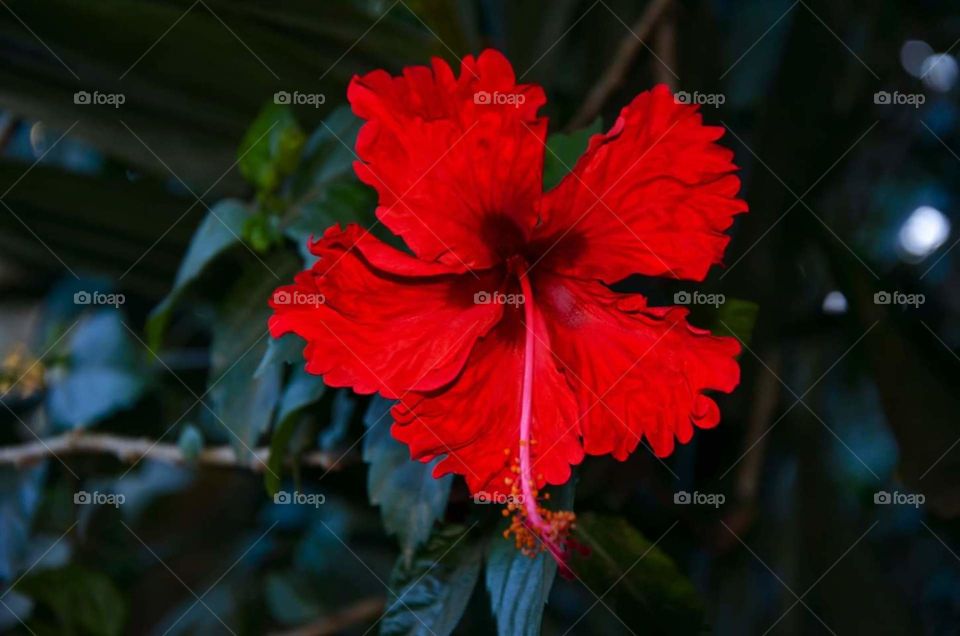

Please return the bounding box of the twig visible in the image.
[0,431,347,472]
[269,597,385,636]
[653,4,677,91]
[566,0,673,130]
[735,347,783,503]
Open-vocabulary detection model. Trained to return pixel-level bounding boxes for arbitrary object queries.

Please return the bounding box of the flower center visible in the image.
[502,266,576,574]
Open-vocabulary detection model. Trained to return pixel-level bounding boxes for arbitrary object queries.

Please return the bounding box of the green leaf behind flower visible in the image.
[542,119,602,190]
[362,396,453,560]
[381,524,483,636]
[570,513,703,635]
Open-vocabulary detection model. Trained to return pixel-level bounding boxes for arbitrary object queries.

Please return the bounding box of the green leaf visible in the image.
[209,254,298,458]
[47,369,144,430]
[542,119,602,190]
[285,180,376,265]
[239,103,306,193]
[484,534,558,636]
[381,524,483,636]
[18,564,127,636]
[318,390,356,452]
[570,513,703,635]
[0,465,45,581]
[277,367,327,426]
[47,311,146,429]
[256,333,305,376]
[712,298,760,346]
[280,108,377,263]
[146,199,253,348]
[264,349,327,496]
[64,311,139,368]
[483,482,575,636]
[242,210,284,253]
[265,416,298,497]
[210,348,281,460]
[362,396,452,559]
[290,106,363,196]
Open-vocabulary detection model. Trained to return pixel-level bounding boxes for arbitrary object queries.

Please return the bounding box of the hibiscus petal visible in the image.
[539,274,741,459]
[391,309,584,495]
[535,84,747,283]
[348,49,547,270]
[268,224,503,398]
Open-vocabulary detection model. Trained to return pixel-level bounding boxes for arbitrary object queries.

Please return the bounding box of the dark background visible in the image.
[0,1,959,634]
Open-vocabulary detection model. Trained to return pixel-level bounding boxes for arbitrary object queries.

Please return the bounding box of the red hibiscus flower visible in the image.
[269,49,746,569]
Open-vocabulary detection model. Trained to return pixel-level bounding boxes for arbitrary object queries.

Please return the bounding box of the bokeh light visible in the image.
[898,205,951,261]
[901,39,934,77]
[822,291,849,314]
[921,53,959,92]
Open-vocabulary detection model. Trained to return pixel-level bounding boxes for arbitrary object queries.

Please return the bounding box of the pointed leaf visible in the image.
[382,524,483,636]
[47,311,146,429]
[0,465,45,582]
[318,390,356,452]
[209,254,297,456]
[542,119,602,190]
[363,396,452,558]
[484,535,557,636]
[146,199,252,348]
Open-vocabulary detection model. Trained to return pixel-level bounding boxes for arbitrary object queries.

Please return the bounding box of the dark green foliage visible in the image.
[363,396,453,560]
[0,1,957,635]
[381,524,483,636]
[571,514,704,635]
[18,565,126,636]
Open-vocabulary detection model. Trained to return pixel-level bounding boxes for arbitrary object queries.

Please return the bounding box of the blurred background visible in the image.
[0,0,959,634]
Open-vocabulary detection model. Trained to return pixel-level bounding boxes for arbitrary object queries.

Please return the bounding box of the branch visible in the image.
[566,0,673,131]
[652,4,677,91]
[734,347,783,504]
[269,597,385,636]
[0,431,348,472]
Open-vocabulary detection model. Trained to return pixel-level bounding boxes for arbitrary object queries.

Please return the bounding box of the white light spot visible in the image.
[901,40,934,78]
[29,122,47,156]
[822,291,848,315]
[898,205,950,261]
[921,53,959,92]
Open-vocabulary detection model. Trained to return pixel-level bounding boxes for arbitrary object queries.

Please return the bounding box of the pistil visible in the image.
[502,269,576,575]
